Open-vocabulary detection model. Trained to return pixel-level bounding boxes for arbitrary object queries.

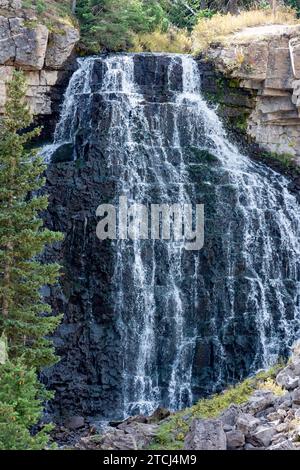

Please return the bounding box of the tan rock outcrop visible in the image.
[45,24,80,70]
[0,65,56,114]
[9,18,49,70]
[0,0,22,9]
[206,25,300,163]
[0,7,79,117]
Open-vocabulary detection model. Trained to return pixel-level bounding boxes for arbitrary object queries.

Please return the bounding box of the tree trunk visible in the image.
[227,0,239,15]
[71,0,77,14]
[2,238,12,318]
[2,158,15,318]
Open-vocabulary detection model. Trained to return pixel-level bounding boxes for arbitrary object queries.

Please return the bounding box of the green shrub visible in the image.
[36,0,47,15]
[0,71,62,449]
[22,0,32,8]
[76,0,170,52]
[0,360,53,450]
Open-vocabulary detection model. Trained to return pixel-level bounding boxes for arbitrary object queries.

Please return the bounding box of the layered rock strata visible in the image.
[205,25,300,164]
[0,3,79,125]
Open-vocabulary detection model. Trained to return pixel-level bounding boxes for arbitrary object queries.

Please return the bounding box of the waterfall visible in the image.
[44,53,300,419]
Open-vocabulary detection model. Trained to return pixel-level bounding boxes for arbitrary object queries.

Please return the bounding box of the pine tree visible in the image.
[76,0,167,52]
[0,70,63,370]
[0,359,53,450]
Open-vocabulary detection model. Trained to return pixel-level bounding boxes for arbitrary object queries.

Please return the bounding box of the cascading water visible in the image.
[44,53,300,420]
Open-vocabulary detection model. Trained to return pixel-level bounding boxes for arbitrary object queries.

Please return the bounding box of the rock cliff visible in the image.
[0,0,79,133]
[42,54,300,426]
[204,25,300,165]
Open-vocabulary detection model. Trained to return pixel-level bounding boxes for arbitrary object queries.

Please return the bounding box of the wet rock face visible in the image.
[43,55,300,420]
[133,54,183,98]
[43,56,194,419]
[42,158,123,418]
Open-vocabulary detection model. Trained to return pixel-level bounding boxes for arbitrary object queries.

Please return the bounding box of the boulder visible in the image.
[249,425,276,447]
[78,423,158,450]
[271,433,288,445]
[184,419,226,450]
[226,429,245,450]
[117,415,148,430]
[244,443,264,450]
[148,407,170,423]
[269,440,296,450]
[294,408,300,419]
[64,415,85,430]
[9,17,49,70]
[277,409,287,418]
[45,24,79,69]
[292,339,300,361]
[275,422,289,433]
[0,1,22,9]
[290,424,300,442]
[276,366,299,390]
[292,388,300,405]
[277,394,293,410]
[219,404,240,427]
[246,390,275,415]
[267,411,282,423]
[236,413,260,435]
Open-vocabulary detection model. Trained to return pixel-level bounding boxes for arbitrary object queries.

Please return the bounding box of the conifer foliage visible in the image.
[0,359,53,450]
[0,70,63,369]
[0,71,63,449]
[76,0,167,52]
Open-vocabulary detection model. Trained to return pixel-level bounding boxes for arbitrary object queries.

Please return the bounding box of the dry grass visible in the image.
[258,377,285,396]
[192,8,298,53]
[20,0,76,28]
[131,28,192,53]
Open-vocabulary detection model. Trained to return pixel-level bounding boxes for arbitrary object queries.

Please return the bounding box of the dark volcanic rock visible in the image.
[184,419,227,450]
[64,416,85,430]
[42,54,300,422]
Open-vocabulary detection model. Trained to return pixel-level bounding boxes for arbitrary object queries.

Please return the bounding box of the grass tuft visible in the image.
[131,27,191,53]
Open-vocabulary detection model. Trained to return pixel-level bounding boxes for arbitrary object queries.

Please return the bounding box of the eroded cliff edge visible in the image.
[0,0,79,135]
[200,24,300,167]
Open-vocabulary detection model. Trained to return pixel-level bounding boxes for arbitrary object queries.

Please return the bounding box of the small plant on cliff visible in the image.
[0,71,63,448]
[258,377,285,396]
